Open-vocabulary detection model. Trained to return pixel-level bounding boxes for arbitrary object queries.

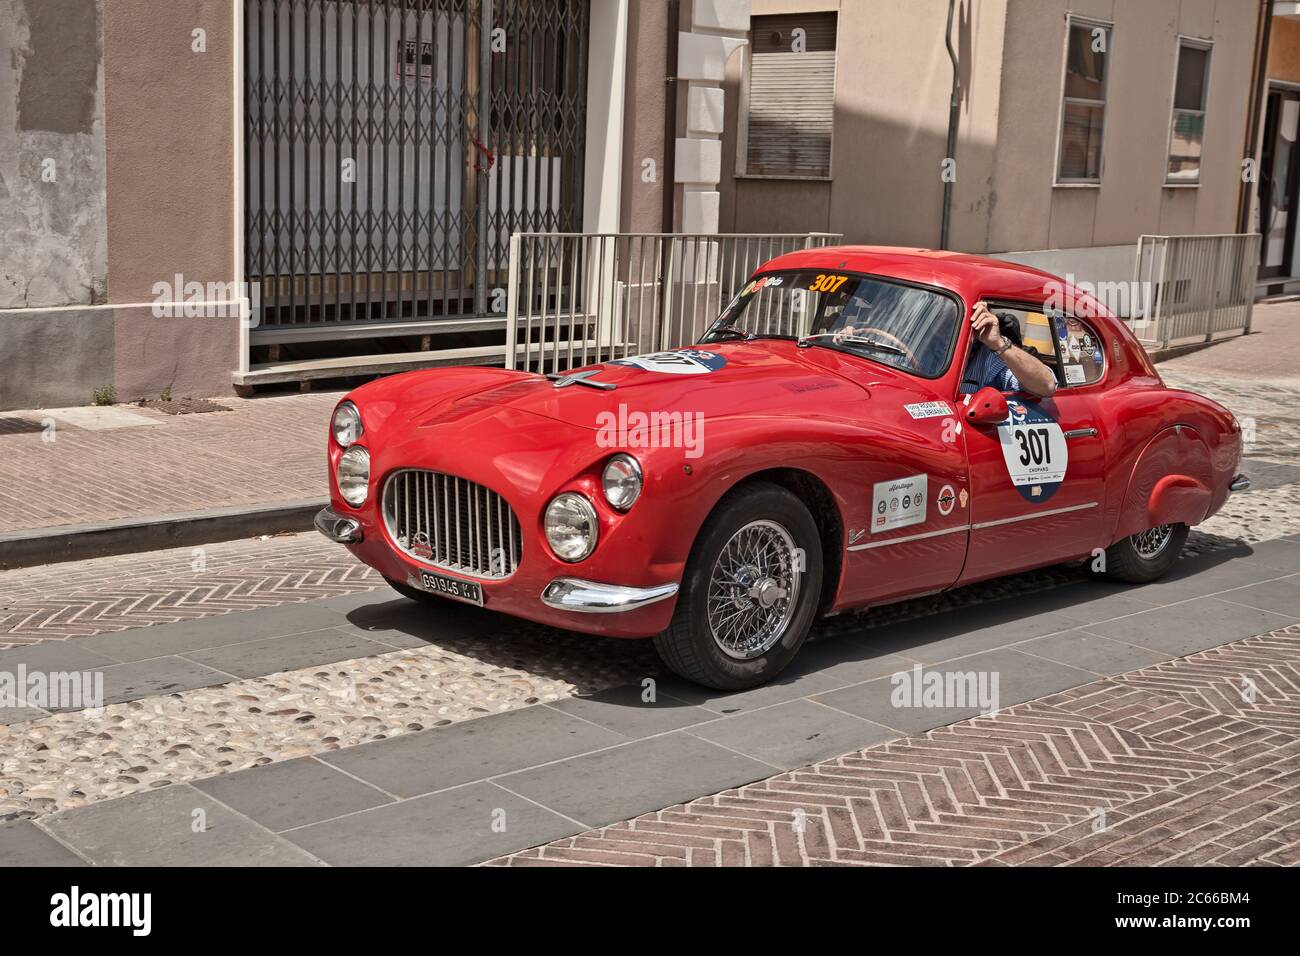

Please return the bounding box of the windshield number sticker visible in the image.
[808,274,849,293]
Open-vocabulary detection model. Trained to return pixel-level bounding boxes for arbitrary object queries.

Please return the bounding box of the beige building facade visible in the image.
[0,0,1273,410]
[720,0,1265,292]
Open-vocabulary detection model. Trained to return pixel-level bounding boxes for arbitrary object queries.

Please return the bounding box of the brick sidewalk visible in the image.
[0,392,340,532]
[490,624,1300,867]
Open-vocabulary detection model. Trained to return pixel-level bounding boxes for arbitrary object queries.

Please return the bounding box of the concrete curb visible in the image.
[0,498,329,570]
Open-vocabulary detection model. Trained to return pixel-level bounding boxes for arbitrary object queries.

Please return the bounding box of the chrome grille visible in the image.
[382,470,522,580]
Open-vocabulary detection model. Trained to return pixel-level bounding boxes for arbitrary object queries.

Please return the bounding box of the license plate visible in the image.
[416,570,484,606]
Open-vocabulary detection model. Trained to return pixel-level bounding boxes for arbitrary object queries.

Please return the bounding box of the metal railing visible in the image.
[1130,233,1261,350]
[504,233,842,373]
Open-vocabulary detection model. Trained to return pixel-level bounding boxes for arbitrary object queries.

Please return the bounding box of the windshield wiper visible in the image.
[796,332,907,355]
[705,324,754,341]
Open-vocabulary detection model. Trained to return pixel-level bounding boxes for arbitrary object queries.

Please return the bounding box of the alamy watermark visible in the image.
[151,275,261,326]
[1,665,104,714]
[595,403,705,459]
[890,664,1000,714]
[1044,275,1154,326]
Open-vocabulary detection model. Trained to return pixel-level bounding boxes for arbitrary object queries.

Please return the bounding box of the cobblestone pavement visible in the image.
[490,623,1300,867]
[0,391,339,532]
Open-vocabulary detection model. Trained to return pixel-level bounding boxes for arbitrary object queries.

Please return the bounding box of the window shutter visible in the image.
[745,13,837,178]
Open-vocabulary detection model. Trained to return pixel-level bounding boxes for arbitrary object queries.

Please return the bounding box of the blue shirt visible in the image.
[959,343,1021,394]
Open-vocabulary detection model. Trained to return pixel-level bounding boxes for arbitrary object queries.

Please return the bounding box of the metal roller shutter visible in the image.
[745,12,837,178]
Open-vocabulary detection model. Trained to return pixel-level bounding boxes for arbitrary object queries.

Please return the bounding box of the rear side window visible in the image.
[1054,313,1106,386]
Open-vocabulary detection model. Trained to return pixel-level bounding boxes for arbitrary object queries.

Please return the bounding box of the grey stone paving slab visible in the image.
[1239,460,1300,491]
[1015,629,1172,676]
[1242,539,1300,574]
[653,666,847,716]
[192,757,393,832]
[1132,551,1288,604]
[784,638,917,687]
[181,627,393,679]
[847,601,1082,665]
[1218,574,1300,618]
[87,656,233,708]
[1017,581,1164,623]
[321,704,624,798]
[546,684,716,737]
[282,781,578,866]
[688,698,899,767]
[814,649,1095,734]
[498,732,776,829]
[0,704,49,725]
[0,820,86,866]
[337,598,513,648]
[41,785,322,866]
[0,640,118,673]
[74,603,349,662]
[1085,597,1296,657]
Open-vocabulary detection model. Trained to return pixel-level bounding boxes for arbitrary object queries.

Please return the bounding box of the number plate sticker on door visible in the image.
[997,402,1068,503]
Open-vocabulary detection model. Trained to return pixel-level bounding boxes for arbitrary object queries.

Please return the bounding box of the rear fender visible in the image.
[1113,425,1214,541]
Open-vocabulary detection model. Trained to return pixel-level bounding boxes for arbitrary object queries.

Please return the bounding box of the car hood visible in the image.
[437,341,884,430]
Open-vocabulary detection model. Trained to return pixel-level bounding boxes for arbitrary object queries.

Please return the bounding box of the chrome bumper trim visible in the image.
[315,507,363,543]
[541,578,679,614]
[1230,474,1252,492]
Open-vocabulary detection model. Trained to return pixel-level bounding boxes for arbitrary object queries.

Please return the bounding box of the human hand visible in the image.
[971,301,1002,350]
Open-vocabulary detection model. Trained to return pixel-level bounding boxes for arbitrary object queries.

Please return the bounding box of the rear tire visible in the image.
[1098,522,1189,583]
[653,483,822,690]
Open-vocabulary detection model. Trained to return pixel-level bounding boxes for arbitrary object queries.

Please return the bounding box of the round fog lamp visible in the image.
[601,454,643,511]
[544,493,598,562]
[337,446,371,507]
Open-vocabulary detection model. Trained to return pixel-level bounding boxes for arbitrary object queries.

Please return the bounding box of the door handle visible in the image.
[1064,427,1098,439]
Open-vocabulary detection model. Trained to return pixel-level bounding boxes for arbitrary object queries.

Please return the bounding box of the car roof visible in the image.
[758,245,1076,307]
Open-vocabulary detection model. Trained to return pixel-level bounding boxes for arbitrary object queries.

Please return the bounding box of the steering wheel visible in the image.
[851,327,918,368]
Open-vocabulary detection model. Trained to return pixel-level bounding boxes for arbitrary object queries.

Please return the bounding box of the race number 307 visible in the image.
[1014,426,1054,466]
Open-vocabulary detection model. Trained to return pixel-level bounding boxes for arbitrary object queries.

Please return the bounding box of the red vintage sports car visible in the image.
[316,246,1249,689]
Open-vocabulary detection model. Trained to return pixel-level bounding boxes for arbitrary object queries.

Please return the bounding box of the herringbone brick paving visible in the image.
[487,625,1300,867]
[0,392,338,531]
[0,533,380,648]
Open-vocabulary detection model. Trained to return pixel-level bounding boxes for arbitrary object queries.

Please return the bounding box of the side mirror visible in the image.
[965,386,1008,426]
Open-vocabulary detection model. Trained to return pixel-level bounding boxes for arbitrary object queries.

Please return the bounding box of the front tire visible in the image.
[1098,522,1189,583]
[653,483,823,690]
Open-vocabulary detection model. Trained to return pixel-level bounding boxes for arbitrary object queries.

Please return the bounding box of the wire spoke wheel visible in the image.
[1132,523,1174,559]
[706,519,801,660]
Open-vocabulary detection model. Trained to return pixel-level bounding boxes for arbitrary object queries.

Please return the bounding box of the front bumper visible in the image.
[541,578,679,613]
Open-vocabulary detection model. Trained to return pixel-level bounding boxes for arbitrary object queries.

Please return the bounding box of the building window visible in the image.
[1056,18,1111,184]
[1167,40,1211,185]
[741,12,838,178]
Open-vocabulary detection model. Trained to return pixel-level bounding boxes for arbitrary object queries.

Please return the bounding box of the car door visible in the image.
[957,303,1108,584]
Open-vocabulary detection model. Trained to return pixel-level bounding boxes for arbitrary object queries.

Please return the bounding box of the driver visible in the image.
[960,301,1057,398]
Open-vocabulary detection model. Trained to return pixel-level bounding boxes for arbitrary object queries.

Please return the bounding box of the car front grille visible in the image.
[382,470,522,579]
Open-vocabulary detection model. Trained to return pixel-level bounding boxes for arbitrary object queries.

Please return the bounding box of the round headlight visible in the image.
[544,493,598,562]
[332,401,363,448]
[337,446,371,507]
[601,454,642,511]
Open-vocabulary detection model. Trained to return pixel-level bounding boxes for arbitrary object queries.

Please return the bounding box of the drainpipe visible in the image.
[662,0,680,233]
[1239,0,1273,235]
[940,0,960,250]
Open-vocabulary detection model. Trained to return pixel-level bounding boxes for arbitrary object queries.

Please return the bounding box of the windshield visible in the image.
[701,270,962,378]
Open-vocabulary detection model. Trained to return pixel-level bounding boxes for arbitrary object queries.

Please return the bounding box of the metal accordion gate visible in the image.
[243,0,589,373]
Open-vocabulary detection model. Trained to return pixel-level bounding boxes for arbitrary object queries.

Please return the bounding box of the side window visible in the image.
[962,304,1063,392]
[1054,313,1106,386]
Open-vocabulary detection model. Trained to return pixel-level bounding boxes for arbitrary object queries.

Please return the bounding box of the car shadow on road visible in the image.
[339,531,1273,704]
